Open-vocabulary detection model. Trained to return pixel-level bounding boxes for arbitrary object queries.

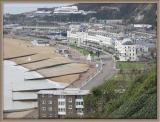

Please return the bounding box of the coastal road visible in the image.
[81,53,116,90]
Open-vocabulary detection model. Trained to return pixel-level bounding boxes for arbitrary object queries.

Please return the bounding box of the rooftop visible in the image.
[121,38,133,45]
[38,88,90,95]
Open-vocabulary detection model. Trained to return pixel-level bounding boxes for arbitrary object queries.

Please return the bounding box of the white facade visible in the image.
[67,24,155,62]
[67,30,114,48]
[54,6,80,14]
[115,38,149,61]
[34,11,52,17]
[133,24,152,29]
[58,95,66,115]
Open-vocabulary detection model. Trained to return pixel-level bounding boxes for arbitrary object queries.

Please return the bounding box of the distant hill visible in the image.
[5,3,157,28]
[74,3,157,26]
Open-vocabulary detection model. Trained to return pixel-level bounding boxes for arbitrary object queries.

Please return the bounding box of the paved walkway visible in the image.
[81,54,116,90]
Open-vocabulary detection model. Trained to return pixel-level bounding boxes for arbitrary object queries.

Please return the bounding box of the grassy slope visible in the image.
[116,62,145,70]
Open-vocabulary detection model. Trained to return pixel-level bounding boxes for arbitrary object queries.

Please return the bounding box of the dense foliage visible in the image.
[84,64,157,119]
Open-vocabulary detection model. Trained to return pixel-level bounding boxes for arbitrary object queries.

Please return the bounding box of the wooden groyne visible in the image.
[28,62,73,72]
[14,58,50,66]
[4,53,37,60]
[25,71,87,81]
[12,88,57,92]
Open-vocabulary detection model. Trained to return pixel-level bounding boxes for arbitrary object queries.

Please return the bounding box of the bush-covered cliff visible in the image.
[84,64,157,118]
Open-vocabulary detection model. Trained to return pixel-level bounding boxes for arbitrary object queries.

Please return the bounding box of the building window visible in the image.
[81,102,84,105]
[49,114,52,117]
[48,94,52,98]
[48,100,52,104]
[59,95,65,99]
[68,98,72,102]
[41,94,45,98]
[48,107,52,111]
[68,105,72,109]
[42,107,46,111]
[42,100,46,104]
[58,101,65,106]
[76,95,82,99]
[76,108,83,113]
[58,101,60,105]
[76,101,84,105]
[42,114,46,117]
[58,108,66,112]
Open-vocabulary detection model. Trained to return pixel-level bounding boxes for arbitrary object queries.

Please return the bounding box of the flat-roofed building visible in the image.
[34,11,52,17]
[38,88,90,119]
[31,39,49,46]
[54,6,81,14]
[105,19,123,25]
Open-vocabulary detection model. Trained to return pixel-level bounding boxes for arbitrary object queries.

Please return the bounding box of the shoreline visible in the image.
[4,60,68,110]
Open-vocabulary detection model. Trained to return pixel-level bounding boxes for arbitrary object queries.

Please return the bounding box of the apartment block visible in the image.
[38,88,90,119]
[114,38,155,61]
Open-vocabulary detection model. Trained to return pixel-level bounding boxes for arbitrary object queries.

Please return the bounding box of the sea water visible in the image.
[4,60,68,111]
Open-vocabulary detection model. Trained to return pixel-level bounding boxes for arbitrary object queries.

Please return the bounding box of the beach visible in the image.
[4,37,89,84]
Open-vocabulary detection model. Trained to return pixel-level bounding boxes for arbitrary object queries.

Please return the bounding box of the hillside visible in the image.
[74,3,157,26]
[5,3,157,27]
[84,63,157,119]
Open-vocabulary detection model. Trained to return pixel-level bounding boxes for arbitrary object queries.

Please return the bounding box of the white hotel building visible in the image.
[67,24,155,61]
[67,29,114,49]
[115,38,151,61]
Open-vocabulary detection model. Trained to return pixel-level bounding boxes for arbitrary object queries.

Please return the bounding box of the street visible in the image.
[81,54,116,90]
